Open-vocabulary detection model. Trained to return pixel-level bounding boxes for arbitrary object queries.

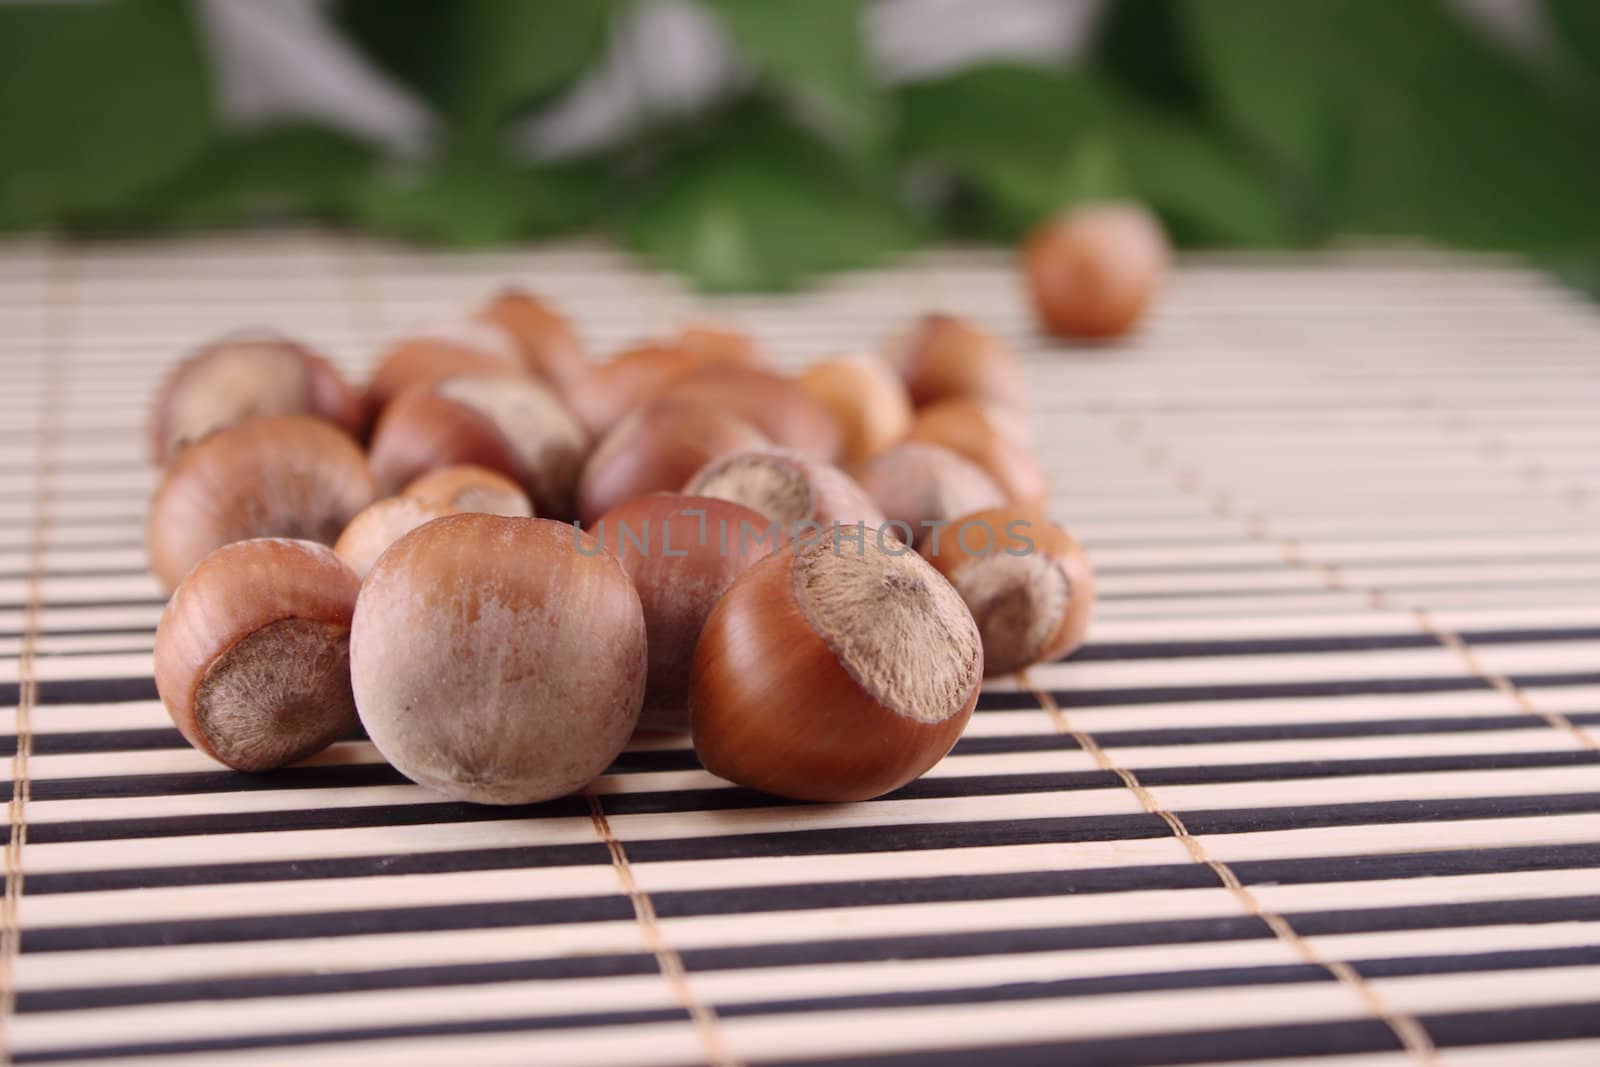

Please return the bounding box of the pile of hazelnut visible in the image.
[149,203,1160,806]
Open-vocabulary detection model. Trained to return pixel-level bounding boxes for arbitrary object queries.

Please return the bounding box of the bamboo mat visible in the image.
[1,232,1598,1066]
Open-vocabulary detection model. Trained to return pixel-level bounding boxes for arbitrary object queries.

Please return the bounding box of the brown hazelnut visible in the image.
[364,321,523,423]
[351,514,646,804]
[1023,202,1170,338]
[672,321,766,367]
[146,415,377,592]
[657,366,842,461]
[154,539,361,771]
[886,314,1020,409]
[401,465,534,518]
[798,353,913,462]
[593,494,778,731]
[576,399,768,527]
[906,400,1047,510]
[851,441,1006,543]
[691,535,982,801]
[148,331,363,465]
[475,287,587,395]
[333,497,458,579]
[367,374,588,517]
[566,343,714,439]
[566,336,761,438]
[923,506,1095,675]
[683,449,886,537]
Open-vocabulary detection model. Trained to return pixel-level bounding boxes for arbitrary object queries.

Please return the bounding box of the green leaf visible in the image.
[0,0,215,222]
[333,0,614,129]
[348,148,605,246]
[66,126,377,232]
[619,108,920,290]
[897,64,1290,245]
[1545,0,1600,83]
[1181,0,1600,250]
[700,0,885,154]
[1093,0,1207,113]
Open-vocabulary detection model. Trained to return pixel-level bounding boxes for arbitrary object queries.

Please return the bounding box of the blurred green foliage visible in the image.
[2,0,1598,292]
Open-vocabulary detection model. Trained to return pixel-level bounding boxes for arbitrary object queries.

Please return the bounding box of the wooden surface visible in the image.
[1,234,1598,1065]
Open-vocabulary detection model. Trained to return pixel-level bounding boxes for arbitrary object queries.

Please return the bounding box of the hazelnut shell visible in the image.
[593,494,778,731]
[350,514,647,805]
[923,506,1095,675]
[154,538,361,771]
[146,415,377,591]
[691,538,982,801]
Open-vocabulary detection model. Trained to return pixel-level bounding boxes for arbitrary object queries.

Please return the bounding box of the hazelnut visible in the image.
[923,506,1095,675]
[592,494,778,731]
[672,321,766,367]
[683,449,885,536]
[1023,201,1170,338]
[906,400,1047,510]
[333,497,458,579]
[367,374,588,517]
[401,465,534,518]
[475,287,587,395]
[146,415,378,591]
[850,441,1006,543]
[350,514,646,804]
[691,535,982,802]
[566,339,758,438]
[798,353,913,462]
[656,366,842,461]
[364,321,523,423]
[576,399,768,527]
[885,314,1020,409]
[148,331,363,465]
[154,539,361,771]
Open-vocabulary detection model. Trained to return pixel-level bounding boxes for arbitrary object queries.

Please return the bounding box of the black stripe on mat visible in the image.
[11,747,1595,805]
[14,706,1596,763]
[1073,626,1600,661]
[766,1001,1600,1067]
[22,858,1600,956]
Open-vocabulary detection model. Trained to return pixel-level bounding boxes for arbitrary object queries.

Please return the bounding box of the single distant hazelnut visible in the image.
[798,353,913,462]
[146,415,377,591]
[364,320,523,423]
[351,514,646,804]
[334,497,458,579]
[476,287,587,395]
[655,366,842,461]
[148,331,362,464]
[691,535,982,802]
[906,400,1046,510]
[885,314,1020,409]
[576,399,768,527]
[401,465,533,518]
[155,539,361,771]
[367,374,588,517]
[851,441,1006,543]
[593,494,778,731]
[683,449,886,537]
[1023,201,1170,338]
[923,506,1095,675]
